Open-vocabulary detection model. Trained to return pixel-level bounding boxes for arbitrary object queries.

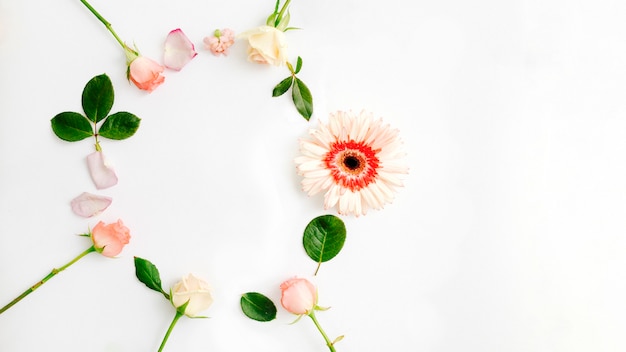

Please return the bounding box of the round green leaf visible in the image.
[240,292,277,322]
[303,215,346,273]
[82,74,114,123]
[98,111,141,140]
[50,111,94,141]
[292,77,313,121]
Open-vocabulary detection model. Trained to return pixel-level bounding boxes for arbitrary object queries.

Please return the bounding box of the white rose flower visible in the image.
[171,273,213,317]
[238,25,288,66]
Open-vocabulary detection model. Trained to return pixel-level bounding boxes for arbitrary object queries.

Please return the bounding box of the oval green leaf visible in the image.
[295,56,303,74]
[134,256,168,299]
[50,111,94,141]
[292,77,313,121]
[272,76,293,97]
[82,74,114,123]
[303,215,346,274]
[240,292,277,322]
[98,111,141,140]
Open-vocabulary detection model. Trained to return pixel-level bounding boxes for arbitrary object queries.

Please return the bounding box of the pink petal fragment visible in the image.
[86,151,118,189]
[164,28,198,71]
[71,192,113,218]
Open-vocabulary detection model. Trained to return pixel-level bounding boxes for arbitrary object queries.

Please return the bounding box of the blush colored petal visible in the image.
[86,151,118,189]
[71,192,112,217]
[164,28,198,71]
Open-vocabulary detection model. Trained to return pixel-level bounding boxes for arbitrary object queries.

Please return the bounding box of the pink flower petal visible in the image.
[164,28,198,71]
[86,151,118,189]
[71,192,112,217]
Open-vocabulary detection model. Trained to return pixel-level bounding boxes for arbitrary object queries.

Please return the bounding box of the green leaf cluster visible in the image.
[303,215,347,275]
[272,57,313,121]
[51,74,140,143]
[240,292,277,322]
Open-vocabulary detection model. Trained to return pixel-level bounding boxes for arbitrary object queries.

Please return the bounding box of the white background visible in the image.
[1,0,626,351]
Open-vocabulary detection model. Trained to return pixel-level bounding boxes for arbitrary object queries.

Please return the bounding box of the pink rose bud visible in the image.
[280,277,317,315]
[128,56,165,92]
[86,151,118,190]
[163,28,198,71]
[91,219,131,257]
[70,192,112,218]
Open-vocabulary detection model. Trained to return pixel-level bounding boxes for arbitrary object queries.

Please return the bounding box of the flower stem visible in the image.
[158,311,183,352]
[78,0,127,50]
[0,246,96,315]
[308,310,337,352]
[276,0,292,22]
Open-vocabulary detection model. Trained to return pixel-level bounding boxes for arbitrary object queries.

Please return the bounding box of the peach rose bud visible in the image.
[128,56,165,92]
[164,28,198,71]
[91,219,131,257]
[171,273,214,317]
[86,151,118,190]
[280,277,317,315]
[70,192,112,217]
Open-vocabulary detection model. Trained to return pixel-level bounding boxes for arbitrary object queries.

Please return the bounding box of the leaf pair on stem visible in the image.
[273,56,314,121]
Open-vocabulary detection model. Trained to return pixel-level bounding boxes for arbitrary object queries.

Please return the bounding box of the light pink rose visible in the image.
[70,192,112,218]
[91,219,131,257]
[128,56,165,92]
[280,277,317,315]
[171,273,214,317]
[238,25,288,66]
[163,28,198,71]
[86,151,118,189]
[203,28,235,56]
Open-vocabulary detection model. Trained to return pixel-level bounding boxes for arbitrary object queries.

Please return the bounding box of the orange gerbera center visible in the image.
[325,140,380,191]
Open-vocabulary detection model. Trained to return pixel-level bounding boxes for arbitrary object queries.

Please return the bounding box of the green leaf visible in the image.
[272,76,293,97]
[82,74,114,123]
[240,292,277,322]
[303,215,346,275]
[276,11,290,31]
[134,257,169,299]
[50,111,94,141]
[295,56,303,74]
[266,12,278,26]
[292,77,313,121]
[98,111,141,140]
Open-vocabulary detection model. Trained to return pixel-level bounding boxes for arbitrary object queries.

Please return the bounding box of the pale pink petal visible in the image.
[71,192,112,217]
[86,151,118,189]
[164,28,198,71]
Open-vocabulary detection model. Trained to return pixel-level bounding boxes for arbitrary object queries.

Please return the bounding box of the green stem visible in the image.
[0,246,96,315]
[78,0,127,50]
[276,0,292,23]
[158,311,183,352]
[308,310,337,352]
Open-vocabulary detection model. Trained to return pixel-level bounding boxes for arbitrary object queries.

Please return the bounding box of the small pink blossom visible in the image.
[91,219,131,257]
[86,151,118,190]
[164,28,198,71]
[71,192,112,218]
[280,277,317,315]
[203,28,235,56]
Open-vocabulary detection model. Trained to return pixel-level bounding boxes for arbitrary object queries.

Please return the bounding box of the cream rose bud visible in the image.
[171,274,213,317]
[238,25,288,66]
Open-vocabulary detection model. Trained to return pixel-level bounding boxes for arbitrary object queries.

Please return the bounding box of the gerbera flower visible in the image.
[295,110,408,216]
